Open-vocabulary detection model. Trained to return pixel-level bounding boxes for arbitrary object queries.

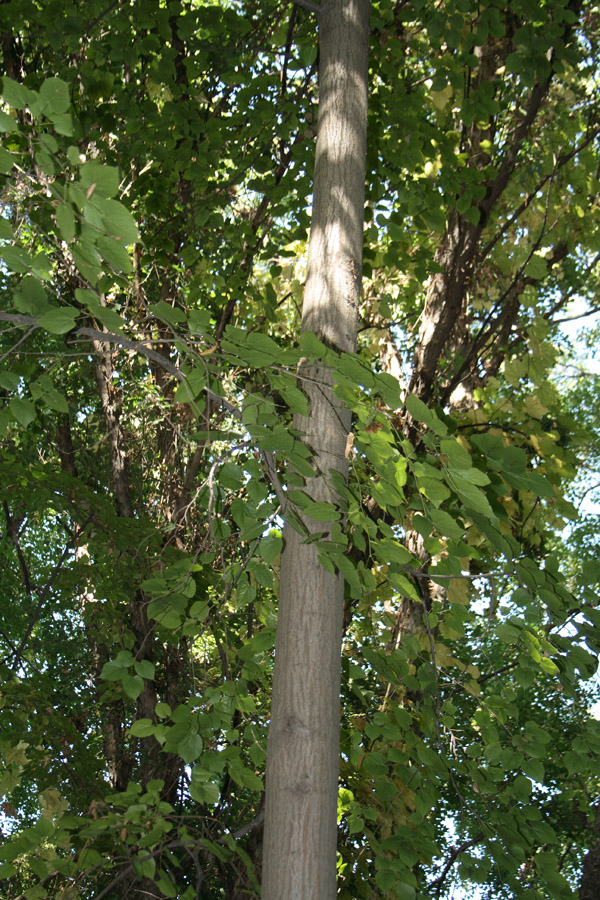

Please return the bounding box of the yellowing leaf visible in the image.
[39,787,69,819]
[429,84,453,111]
[434,643,463,669]
[523,394,549,418]
[2,740,29,766]
[448,578,470,605]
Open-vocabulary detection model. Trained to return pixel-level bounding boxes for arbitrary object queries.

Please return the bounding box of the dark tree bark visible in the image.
[580,802,600,900]
[262,2,370,898]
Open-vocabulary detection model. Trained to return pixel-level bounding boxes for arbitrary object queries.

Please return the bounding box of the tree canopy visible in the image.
[1,0,600,898]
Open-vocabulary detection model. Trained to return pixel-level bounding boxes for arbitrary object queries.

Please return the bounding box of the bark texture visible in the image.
[262,2,370,898]
[580,802,600,900]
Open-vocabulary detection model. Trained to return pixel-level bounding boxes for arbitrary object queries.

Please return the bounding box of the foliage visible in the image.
[0,0,600,898]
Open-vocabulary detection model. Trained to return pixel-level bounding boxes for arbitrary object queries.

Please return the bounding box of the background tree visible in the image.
[0,0,599,898]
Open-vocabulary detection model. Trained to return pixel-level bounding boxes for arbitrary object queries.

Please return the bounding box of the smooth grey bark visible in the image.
[261,2,370,898]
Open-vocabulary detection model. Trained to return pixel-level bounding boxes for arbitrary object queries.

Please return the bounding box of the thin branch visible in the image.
[427,833,484,896]
[478,660,518,685]
[292,0,321,13]
[479,125,600,264]
[3,501,33,597]
[545,251,600,320]
[0,313,291,524]
[8,513,94,674]
[554,303,600,324]
[0,310,243,419]
[0,325,36,363]
[228,805,265,841]
[87,0,119,32]
[281,5,298,98]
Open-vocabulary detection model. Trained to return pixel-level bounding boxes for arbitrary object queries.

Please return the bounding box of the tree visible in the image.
[0,1,600,899]
[262,3,369,898]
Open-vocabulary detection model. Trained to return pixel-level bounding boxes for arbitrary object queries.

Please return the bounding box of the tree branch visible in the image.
[427,833,484,897]
[292,0,321,14]
[0,310,242,419]
[3,501,33,598]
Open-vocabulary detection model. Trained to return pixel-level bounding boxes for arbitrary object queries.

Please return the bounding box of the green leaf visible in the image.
[191,779,220,805]
[150,299,187,325]
[510,774,532,800]
[446,472,494,518]
[260,531,282,564]
[496,622,521,643]
[375,371,401,407]
[39,77,71,116]
[174,368,206,403]
[9,398,36,427]
[0,217,13,239]
[129,719,156,738]
[56,204,77,243]
[134,660,155,680]
[0,109,17,132]
[244,331,281,363]
[80,163,120,199]
[71,242,101,282]
[38,307,79,334]
[228,765,263,792]
[219,462,245,490]
[177,732,203,764]
[29,374,68,413]
[0,147,14,174]
[2,245,31,273]
[279,384,309,415]
[375,869,396,892]
[302,500,341,522]
[522,759,544,782]
[190,769,220,804]
[524,253,548,279]
[440,437,472,469]
[132,853,155,880]
[337,353,376,388]
[155,874,178,898]
[76,290,125,333]
[373,538,413,566]
[96,234,133,273]
[0,372,20,390]
[418,477,451,507]
[300,330,328,358]
[15,275,49,315]
[96,198,139,242]
[49,112,73,136]
[405,394,448,435]
[39,133,58,153]
[1,76,32,109]
[429,508,464,540]
[99,660,123,682]
[122,674,144,699]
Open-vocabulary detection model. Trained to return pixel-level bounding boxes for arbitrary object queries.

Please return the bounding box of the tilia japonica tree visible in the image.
[1,1,600,899]
[263,3,369,898]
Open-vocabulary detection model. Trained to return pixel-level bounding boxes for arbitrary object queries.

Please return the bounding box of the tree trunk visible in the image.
[261,3,370,899]
[580,802,600,900]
